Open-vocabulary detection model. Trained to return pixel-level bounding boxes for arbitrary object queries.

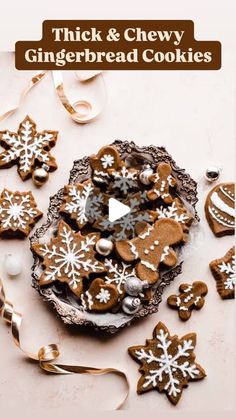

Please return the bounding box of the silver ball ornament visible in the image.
[139,167,154,185]
[32,166,49,186]
[205,166,220,182]
[95,238,114,256]
[124,276,145,296]
[122,296,141,315]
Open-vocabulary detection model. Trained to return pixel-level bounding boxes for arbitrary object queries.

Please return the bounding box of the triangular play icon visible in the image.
[108,198,130,222]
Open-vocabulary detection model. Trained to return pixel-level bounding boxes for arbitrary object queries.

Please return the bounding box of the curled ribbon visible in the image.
[0,69,105,125]
[0,278,129,410]
[0,71,46,123]
[52,71,106,124]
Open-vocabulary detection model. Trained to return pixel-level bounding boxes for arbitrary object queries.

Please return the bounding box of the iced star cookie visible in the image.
[205,183,235,237]
[116,218,183,284]
[0,116,58,182]
[32,220,105,298]
[90,145,122,184]
[81,278,119,312]
[167,281,208,321]
[0,189,42,237]
[147,162,177,204]
[128,322,206,405]
[210,247,235,299]
[60,180,106,229]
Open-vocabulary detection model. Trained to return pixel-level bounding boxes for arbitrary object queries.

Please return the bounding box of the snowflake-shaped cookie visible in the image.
[0,189,42,237]
[32,220,105,297]
[210,247,235,299]
[0,115,58,180]
[94,193,154,240]
[109,166,139,195]
[104,258,136,295]
[129,322,206,405]
[60,180,105,229]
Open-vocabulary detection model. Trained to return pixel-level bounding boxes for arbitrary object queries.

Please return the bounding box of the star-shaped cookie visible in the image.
[128,322,206,405]
[0,115,58,180]
[32,220,105,297]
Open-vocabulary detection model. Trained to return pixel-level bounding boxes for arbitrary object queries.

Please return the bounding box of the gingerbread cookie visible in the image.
[0,116,58,181]
[60,180,106,229]
[94,192,154,241]
[116,218,183,284]
[109,165,139,195]
[147,162,177,203]
[128,321,206,405]
[81,278,119,312]
[32,220,105,298]
[90,145,122,184]
[155,198,193,241]
[167,281,208,321]
[0,189,42,237]
[210,247,235,299]
[205,183,235,237]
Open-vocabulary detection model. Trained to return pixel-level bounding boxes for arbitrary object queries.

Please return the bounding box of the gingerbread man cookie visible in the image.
[32,220,105,298]
[205,183,235,237]
[116,218,183,284]
[167,281,208,321]
[60,180,106,229]
[0,116,58,181]
[0,189,42,237]
[80,278,119,312]
[128,321,206,405]
[210,247,235,299]
[147,162,177,204]
[90,145,122,184]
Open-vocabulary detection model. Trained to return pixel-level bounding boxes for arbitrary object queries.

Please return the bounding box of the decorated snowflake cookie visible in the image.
[128,322,206,405]
[0,116,58,181]
[60,180,106,229]
[103,258,136,296]
[109,165,139,195]
[210,247,235,299]
[0,189,42,237]
[32,220,105,297]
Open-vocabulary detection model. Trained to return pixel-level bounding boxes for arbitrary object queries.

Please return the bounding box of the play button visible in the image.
[108,198,130,222]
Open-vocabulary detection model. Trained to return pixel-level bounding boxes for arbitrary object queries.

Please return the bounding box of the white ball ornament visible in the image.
[32,166,49,186]
[95,238,114,256]
[139,167,154,185]
[4,254,22,276]
[122,296,141,315]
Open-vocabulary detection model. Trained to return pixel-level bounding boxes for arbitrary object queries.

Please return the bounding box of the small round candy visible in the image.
[205,166,220,182]
[95,238,114,256]
[122,296,141,315]
[4,254,22,276]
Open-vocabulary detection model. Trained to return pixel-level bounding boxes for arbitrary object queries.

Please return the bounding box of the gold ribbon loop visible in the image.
[0,278,129,409]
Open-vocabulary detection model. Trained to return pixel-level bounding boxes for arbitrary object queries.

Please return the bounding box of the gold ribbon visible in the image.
[52,71,106,124]
[0,69,105,125]
[0,277,129,410]
[0,71,46,123]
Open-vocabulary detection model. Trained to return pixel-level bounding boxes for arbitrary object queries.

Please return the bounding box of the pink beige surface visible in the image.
[0,50,235,415]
